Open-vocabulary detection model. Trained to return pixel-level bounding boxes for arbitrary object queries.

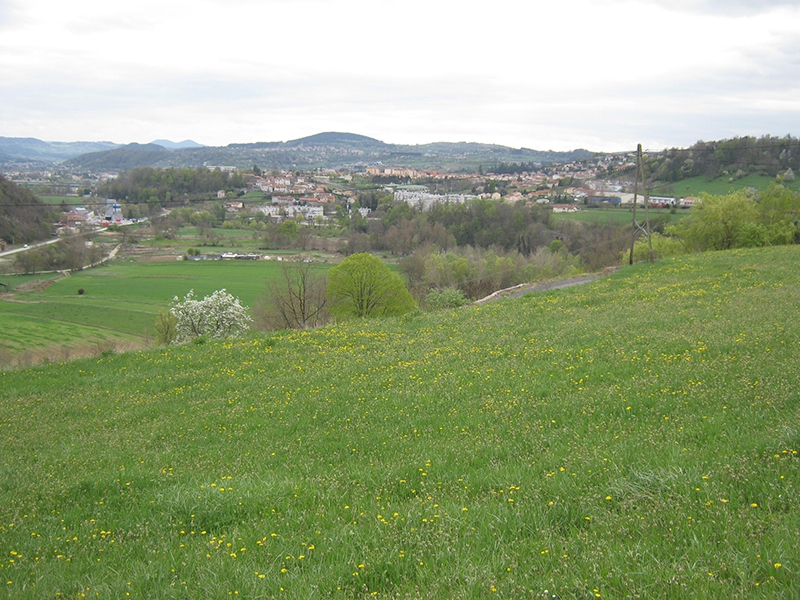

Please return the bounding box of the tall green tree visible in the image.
[758,184,800,245]
[326,253,416,320]
[666,191,761,251]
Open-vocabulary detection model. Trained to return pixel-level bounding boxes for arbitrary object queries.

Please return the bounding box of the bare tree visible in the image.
[254,261,328,331]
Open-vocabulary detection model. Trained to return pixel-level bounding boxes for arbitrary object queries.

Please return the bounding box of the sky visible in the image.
[1,0,799,152]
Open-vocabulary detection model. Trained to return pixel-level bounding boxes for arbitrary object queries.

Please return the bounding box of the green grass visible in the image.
[175,227,254,240]
[38,196,81,206]
[554,207,687,226]
[0,273,63,290]
[0,246,798,598]
[0,309,140,353]
[241,190,267,200]
[0,260,333,358]
[651,174,800,197]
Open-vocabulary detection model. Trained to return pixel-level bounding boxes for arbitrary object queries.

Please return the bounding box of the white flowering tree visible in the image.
[170,289,252,343]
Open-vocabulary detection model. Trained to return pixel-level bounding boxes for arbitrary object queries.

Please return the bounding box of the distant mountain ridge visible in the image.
[0,137,120,163]
[285,132,387,148]
[59,132,596,173]
[151,139,205,150]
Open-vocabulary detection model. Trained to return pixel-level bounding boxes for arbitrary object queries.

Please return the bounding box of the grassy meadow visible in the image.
[0,260,332,363]
[0,246,798,598]
[651,174,800,198]
[553,207,687,226]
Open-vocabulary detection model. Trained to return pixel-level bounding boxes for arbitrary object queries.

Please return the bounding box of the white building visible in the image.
[256,205,324,221]
[394,190,476,210]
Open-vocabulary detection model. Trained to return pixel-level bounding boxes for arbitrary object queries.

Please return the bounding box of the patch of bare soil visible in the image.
[122,245,180,262]
[13,279,47,292]
[138,255,182,262]
[34,279,60,292]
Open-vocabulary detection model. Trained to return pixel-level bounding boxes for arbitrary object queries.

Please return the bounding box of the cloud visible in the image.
[616,0,797,16]
[1,0,799,150]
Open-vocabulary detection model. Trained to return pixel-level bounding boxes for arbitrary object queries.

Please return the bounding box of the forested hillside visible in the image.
[632,135,799,183]
[0,176,54,245]
[63,143,170,171]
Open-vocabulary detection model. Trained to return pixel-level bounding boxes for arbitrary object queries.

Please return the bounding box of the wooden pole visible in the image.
[638,145,654,263]
[628,144,640,265]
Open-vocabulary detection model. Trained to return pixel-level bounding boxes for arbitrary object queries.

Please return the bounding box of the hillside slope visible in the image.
[0,175,55,244]
[62,142,169,171]
[1,247,798,598]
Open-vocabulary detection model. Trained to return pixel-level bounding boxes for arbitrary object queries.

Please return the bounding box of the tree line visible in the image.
[12,237,105,274]
[96,167,247,204]
[487,161,542,175]
[345,197,628,272]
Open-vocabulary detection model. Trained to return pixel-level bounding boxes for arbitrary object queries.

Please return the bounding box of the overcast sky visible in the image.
[1,0,798,151]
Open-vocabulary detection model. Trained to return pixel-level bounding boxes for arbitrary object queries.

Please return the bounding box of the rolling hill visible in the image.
[62,142,170,171]
[60,133,597,172]
[151,139,206,150]
[1,246,798,598]
[0,137,120,163]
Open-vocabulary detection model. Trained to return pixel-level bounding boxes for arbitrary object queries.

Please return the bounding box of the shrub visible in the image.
[626,233,689,263]
[154,309,178,346]
[169,289,252,343]
[424,287,469,311]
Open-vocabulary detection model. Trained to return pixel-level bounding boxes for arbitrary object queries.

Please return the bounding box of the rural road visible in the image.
[0,227,112,259]
[0,237,62,258]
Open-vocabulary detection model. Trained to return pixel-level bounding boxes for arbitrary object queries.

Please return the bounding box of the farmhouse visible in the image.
[60,209,87,228]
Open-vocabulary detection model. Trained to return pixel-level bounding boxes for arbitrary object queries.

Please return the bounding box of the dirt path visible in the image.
[475,267,618,304]
[506,275,602,298]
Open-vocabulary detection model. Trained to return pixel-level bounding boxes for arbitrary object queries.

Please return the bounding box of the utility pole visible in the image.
[629,144,654,264]
[638,145,654,263]
[628,145,640,265]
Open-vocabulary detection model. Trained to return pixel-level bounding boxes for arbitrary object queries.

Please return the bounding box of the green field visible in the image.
[651,174,800,197]
[0,260,332,361]
[554,207,688,226]
[0,272,63,289]
[38,196,80,206]
[0,246,797,598]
